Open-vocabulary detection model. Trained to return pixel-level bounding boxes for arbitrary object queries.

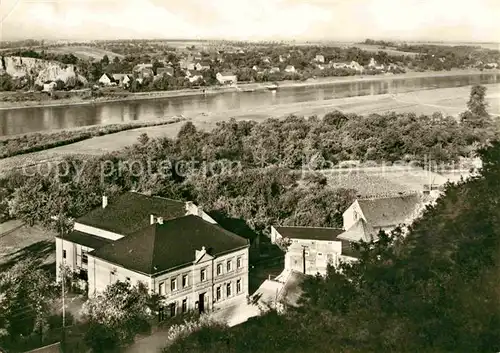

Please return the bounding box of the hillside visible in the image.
[0,56,87,86]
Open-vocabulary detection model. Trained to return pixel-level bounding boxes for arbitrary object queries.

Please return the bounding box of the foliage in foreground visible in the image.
[81,281,161,353]
[164,142,500,353]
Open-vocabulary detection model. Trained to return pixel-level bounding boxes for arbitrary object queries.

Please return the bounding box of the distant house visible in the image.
[157,66,174,77]
[367,58,385,70]
[349,61,364,72]
[42,81,57,92]
[98,73,114,86]
[339,194,424,243]
[179,60,196,71]
[187,74,204,83]
[262,57,271,64]
[269,67,280,74]
[112,74,133,87]
[195,62,211,71]
[270,226,359,276]
[279,55,285,63]
[485,62,499,69]
[284,65,296,73]
[133,63,153,72]
[314,54,325,63]
[331,62,350,69]
[252,65,259,71]
[56,191,250,317]
[271,194,427,276]
[216,71,237,85]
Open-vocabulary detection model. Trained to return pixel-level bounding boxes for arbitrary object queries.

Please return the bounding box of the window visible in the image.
[182,299,187,313]
[126,277,131,282]
[236,279,241,293]
[62,250,66,259]
[226,283,232,297]
[318,252,323,256]
[216,286,221,301]
[200,269,207,282]
[171,278,177,291]
[169,302,176,317]
[236,257,242,269]
[82,251,88,264]
[226,260,232,272]
[158,306,165,322]
[216,263,222,276]
[182,274,188,288]
[305,251,310,256]
[159,282,165,295]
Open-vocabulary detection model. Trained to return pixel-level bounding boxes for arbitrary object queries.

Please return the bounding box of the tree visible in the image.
[460,85,492,130]
[0,74,13,91]
[101,55,110,66]
[0,260,58,340]
[81,281,160,352]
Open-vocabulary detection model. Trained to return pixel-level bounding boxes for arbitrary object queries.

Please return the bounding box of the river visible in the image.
[1,73,499,137]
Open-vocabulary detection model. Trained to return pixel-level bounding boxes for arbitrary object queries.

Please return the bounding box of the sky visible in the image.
[0,0,499,42]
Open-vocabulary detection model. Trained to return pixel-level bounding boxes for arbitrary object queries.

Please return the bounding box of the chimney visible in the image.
[150,214,155,225]
[102,195,108,209]
[157,217,164,224]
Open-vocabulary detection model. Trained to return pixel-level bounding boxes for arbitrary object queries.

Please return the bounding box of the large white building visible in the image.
[56,192,250,318]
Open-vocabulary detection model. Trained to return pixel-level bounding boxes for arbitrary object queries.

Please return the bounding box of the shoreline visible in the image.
[0,69,497,111]
[0,83,498,176]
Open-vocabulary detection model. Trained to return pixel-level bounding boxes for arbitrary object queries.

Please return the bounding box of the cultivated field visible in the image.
[48,45,124,60]
[303,166,461,198]
[351,43,419,57]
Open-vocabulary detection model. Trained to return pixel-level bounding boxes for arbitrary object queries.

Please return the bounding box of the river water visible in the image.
[1,73,498,137]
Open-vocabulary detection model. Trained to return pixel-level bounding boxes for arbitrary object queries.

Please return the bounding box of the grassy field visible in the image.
[0,117,185,159]
[0,220,56,273]
[351,43,419,57]
[48,45,124,60]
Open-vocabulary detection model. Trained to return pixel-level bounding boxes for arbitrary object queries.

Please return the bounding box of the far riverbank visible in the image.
[0,68,497,111]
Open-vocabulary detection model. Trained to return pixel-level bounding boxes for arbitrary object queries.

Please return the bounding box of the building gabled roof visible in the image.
[76,192,187,236]
[90,215,249,275]
[336,219,375,243]
[275,226,344,241]
[23,342,61,353]
[59,230,113,249]
[99,73,113,80]
[218,71,236,77]
[356,194,422,228]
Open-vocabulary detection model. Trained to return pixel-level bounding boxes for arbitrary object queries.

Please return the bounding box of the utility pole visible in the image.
[55,214,66,352]
[301,245,307,274]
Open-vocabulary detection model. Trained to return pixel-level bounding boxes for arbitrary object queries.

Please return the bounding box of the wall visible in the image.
[270,226,282,244]
[152,246,249,316]
[184,202,217,224]
[342,200,364,231]
[87,255,151,296]
[284,238,342,276]
[55,238,94,280]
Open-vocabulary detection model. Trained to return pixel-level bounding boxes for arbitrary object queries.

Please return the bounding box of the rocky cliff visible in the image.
[0,56,87,87]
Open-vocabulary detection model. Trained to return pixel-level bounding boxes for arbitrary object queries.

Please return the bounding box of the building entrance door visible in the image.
[198,293,205,313]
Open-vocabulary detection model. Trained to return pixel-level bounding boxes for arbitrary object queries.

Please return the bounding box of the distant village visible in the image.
[0,40,499,95]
